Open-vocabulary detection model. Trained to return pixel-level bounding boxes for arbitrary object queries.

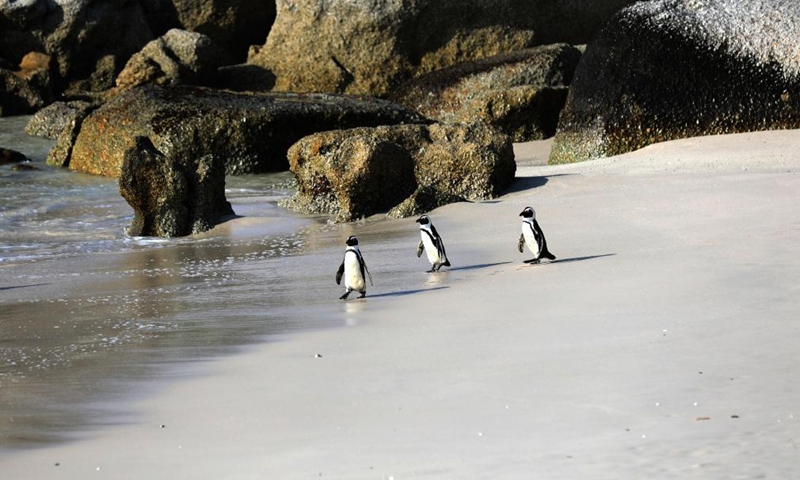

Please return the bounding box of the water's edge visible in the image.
[1,116,344,450]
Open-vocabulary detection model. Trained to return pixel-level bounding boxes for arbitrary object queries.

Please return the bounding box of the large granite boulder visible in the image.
[284,130,418,221]
[392,43,582,141]
[283,123,515,221]
[0,0,160,94]
[172,0,275,62]
[56,84,429,177]
[119,136,232,237]
[248,0,636,97]
[116,29,232,91]
[550,0,800,164]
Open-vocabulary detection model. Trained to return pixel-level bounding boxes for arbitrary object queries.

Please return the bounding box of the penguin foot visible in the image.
[358,292,366,299]
[524,258,541,264]
[339,291,350,300]
[426,268,435,273]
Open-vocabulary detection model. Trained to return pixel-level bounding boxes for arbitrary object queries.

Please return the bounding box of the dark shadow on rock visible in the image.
[447,261,512,272]
[212,214,245,226]
[0,283,49,291]
[365,286,449,298]
[503,173,574,195]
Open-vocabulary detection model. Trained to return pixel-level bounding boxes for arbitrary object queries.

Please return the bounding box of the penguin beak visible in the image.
[519,211,524,216]
[415,217,422,223]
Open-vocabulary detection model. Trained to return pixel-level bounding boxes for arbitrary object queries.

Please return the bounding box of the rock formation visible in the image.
[58,84,429,177]
[119,136,233,237]
[550,0,800,163]
[0,52,54,116]
[25,100,94,139]
[171,0,275,62]
[248,0,636,97]
[0,0,158,94]
[392,44,582,141]
[1,147,28,166]
[283,123,515,221]
[115,29,232,91]
[0,0,274,101]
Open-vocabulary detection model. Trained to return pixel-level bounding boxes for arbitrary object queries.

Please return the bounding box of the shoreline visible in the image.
[3,130,800,478]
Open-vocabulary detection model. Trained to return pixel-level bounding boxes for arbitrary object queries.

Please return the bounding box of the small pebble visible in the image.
[315,354,322,358]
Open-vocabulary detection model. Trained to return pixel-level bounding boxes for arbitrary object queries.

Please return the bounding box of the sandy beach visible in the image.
[3,130,800,479]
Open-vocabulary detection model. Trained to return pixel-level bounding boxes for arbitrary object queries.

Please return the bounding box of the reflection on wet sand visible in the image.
[0,228,316,450]
[0,209,442,452]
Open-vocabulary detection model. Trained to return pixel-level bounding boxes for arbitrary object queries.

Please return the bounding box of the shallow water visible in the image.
[0,116,357,449]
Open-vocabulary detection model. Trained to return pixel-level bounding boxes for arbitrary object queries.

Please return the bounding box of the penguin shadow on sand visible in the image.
[447,261,512,272]
[0,282,49,291]
[367,286,450,299]
[550,253,617,264]
[517,253,616,268]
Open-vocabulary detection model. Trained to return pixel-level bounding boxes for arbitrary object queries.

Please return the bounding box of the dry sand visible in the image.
[3,130,800,479]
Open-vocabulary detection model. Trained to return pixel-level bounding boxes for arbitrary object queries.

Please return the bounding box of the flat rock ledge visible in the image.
[56,84,429,177]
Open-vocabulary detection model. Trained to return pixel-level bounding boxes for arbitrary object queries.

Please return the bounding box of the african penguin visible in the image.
[518,206,556,264]
[336,235,373,299]
[415,215,451,272]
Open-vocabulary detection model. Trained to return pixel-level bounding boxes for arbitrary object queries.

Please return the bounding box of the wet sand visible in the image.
[3,130,800,478]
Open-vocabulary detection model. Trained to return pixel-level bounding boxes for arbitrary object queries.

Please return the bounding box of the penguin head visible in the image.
[345,235,359,247]
[519,207,536,219]
[415,215,430,225]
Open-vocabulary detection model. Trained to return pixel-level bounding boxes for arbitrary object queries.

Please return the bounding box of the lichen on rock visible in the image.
[550,0,800,164]
[283,122,515,221]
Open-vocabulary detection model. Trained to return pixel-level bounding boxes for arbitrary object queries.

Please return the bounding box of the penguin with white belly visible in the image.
[518,206,556,264]
[336,236,373,299]
[415,215,451,272]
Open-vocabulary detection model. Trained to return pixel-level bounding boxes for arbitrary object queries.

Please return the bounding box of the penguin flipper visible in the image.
[366,266,374,286]
[517,234,525,253]
[336,261,344,285]
[362,260,374,287]
[416,240,424,257]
